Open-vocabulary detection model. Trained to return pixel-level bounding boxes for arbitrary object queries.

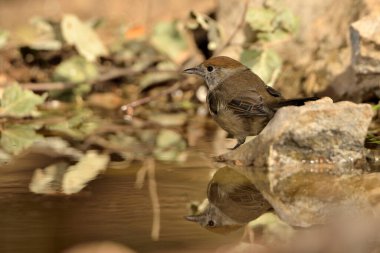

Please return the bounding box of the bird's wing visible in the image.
[228,183,269,210]
[227,90,273,118]
[206,92,220,115]
[265,85,282,98]
[208,181,268,210]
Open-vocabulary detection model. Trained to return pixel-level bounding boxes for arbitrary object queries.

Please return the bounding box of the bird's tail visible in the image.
[275,97,320,108]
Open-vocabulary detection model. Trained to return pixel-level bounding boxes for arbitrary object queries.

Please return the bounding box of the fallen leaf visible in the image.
[0,124,43,155]
[53,56,98,84]
[47,109,99,140]
[62,151,109,194]
[125,25,146,40]
[0,83,46,117]
[246,7,276,32]
[151,20,188,61]
[29,162,68,194]
[61,14,108,62]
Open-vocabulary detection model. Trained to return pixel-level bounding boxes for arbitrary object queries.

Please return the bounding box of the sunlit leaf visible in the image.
[246,7,276,32]
[240,49,282,86]
[0,84,46,117]
[62,151,109,194]
[61,14,108,62]
[0,124,43,155]
[28,17,62,50]
[29,162,68,194]
[53,56,98,84]
[151,21,188,60]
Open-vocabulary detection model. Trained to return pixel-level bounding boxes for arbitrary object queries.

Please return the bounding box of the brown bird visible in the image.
[185,167,272,234]
[184,56,318,149]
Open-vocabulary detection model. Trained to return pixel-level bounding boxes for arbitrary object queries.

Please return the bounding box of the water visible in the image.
[0,148,241,253]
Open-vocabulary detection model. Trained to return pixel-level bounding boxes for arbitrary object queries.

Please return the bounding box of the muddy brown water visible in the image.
[0,147,241,253]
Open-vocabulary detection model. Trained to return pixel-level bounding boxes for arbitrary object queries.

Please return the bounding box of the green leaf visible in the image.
[61,14,108,62]
[274,9,299,33]
[257,29,289,42]
[246,7,277,32]
[53,56,98,84]
[47,109,98,140]
[151,21,188,60]
[1,124,43,155]
[0,84,46,117]
[240,49,282,85]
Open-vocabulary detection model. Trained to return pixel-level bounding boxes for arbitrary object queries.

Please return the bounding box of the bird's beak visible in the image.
[184,214,202,223]
[183,66,204,77]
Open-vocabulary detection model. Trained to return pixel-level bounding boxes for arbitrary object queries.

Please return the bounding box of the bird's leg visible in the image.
[229,137,246,150]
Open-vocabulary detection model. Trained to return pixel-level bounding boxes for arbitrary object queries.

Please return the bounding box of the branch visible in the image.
[214,0,250,55]
[120,82,181,118]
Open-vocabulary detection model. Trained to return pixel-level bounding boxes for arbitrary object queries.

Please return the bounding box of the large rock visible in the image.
[217,98,376,227]
[351,15,380,74]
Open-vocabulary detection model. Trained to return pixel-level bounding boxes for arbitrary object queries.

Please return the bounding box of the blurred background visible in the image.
[0,0,379,253]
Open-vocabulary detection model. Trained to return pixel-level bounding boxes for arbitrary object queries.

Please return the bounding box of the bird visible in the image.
[185,167,272,234]
[183,56,319,150]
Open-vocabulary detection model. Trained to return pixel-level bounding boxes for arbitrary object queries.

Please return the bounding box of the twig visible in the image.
[147,158,160,241]
[16,67,136,91]
[136,158,160,241]
[19,82,75,91]
[135,162,148,189]
[214,0,250,56]
[96,67,136,83]
[121,82,181,118]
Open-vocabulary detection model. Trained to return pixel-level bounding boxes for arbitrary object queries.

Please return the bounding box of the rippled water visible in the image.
[0,146,243,253]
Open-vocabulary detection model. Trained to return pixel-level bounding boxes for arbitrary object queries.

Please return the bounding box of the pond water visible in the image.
[0,146,242,253]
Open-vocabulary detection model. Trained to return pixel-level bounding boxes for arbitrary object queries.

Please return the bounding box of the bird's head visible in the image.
[185,203,243,234]
[183,56,247,91]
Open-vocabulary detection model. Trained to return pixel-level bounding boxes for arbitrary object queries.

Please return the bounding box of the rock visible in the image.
[321,14,380,102]
[351,15,380,74]
[217,98,376,227]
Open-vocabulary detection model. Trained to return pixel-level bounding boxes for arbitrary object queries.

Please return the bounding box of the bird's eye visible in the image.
[207,66,214,72]
[207,220,215,227]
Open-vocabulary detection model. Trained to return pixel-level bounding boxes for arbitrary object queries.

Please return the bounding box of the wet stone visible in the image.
[217,98,377,227]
